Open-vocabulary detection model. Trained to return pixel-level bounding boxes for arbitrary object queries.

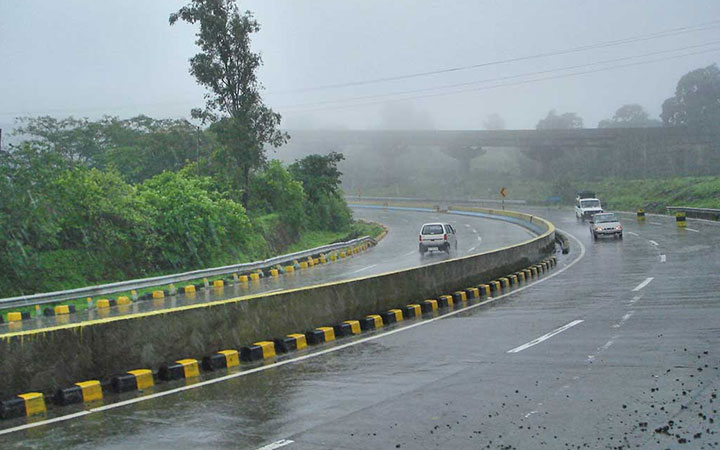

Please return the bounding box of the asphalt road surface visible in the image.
[2,207,719,450]
[0,207,533,336]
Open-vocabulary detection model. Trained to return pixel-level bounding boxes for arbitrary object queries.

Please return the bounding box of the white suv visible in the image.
[575,197,603,222]
[419,223,457,254]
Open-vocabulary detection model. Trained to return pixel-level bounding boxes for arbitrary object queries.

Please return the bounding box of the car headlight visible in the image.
[595,226,602,231]
[616,225,622,230]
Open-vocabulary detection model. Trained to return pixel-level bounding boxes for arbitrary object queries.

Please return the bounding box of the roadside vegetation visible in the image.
[0,1,373,297]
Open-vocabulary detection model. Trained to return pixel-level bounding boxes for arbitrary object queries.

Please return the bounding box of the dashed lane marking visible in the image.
[256,440,294,450]
[612,311,634,328]
[632,277,654,292]
[507,320,584,353]
[686,227,699,233]
[468,246,477,253]
[660,254,666,263]
[629,295,642,305]
[0,229,587,436]
[650,222,663,225]
[649,240,659,246]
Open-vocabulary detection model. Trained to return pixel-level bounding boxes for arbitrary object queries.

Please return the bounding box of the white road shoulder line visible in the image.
[256,440,295,450]
[507,320,584,353]
[632,277,654,292]
[649,240,659,246]
[686,227,700,233]
[349,264,378,274]
[0,229,587,437]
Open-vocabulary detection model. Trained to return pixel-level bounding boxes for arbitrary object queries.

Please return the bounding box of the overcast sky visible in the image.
[2,0,720,131]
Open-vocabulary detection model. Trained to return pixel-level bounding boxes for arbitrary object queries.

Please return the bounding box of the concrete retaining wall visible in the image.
[0,208,555,397]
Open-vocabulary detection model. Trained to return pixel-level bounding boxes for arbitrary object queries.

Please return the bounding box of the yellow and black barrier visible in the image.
[54,380,103,406]
[202,349,240,371]
[380,309,403,324]
[0,392,46,419]
[5,311,31,322]
[159,359,200,381]
[676,211,686,227]
[361,314,383,330]
[111,369,154,393]
[464,287,480,299]
[334,320,361,337]
[240,341,277,362]
[438,295,454,308]
[452,291,467,304]
[403,304,422,318]
[306,327,336,345]
[477,284,491,297]
[421,299,439,313]
[274,334,307,353]
[637,209,646,221]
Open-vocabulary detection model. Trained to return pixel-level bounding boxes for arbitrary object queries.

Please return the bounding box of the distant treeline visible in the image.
[0,116,351,296]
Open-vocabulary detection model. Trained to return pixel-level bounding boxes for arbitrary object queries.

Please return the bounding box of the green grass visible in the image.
[1,220,385,322]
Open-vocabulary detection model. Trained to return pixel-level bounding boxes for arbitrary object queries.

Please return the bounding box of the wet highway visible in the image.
[2,207,720,449]
[0,207,533,336]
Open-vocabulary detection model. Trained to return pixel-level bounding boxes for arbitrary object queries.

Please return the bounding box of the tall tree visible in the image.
[661,64,720,132]
[170,0,288,207]
[598,104,661,128]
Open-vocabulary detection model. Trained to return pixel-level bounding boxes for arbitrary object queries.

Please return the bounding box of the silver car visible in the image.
[419,222,457,254]
[589,212,623,240]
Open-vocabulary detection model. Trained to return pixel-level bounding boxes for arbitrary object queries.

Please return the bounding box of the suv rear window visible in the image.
[422,224,444,235]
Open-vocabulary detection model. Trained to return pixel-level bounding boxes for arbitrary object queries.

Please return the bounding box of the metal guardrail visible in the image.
[345,195,527,206]
[667,206,720,221]
[0,236,375,309]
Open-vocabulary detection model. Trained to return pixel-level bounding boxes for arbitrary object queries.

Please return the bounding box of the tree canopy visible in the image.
[170,0,288,207]
[598,104,661,128]
[661,64,720,132]
[536,110,584,130]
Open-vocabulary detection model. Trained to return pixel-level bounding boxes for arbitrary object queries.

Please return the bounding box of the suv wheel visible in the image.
[419,244,426,255]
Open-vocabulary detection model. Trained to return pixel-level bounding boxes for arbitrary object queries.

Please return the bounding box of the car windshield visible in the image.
[581,200,601,208]
[422,224,444,235]
[594,214,617,223]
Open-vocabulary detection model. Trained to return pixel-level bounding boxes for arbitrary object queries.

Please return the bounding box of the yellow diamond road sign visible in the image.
[500,187,507,198]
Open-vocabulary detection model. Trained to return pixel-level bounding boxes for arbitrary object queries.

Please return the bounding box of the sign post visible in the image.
[499,187,507,210]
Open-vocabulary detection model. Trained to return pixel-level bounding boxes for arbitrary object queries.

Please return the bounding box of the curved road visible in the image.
[0,207,533,335]
[2,207,719,449]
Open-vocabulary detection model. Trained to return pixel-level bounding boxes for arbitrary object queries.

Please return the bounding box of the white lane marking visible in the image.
[649,240,659,246]
[464,223,470,228]
[650,222,663,225]
[629,295,642,305]
[468,246,477,253]
[472,229,478,234]
[612,311,634,328]
[507,320,584,353]
[632,277,654,292]
[402,250,416,257]
[587,337,617,362]
[477,236,482,241]
[660,254,666,263]
[601,339,614,351]
[349,264,378,274]
[686,227,699,233]
[627,231,639,237]
[0,229,587,436]
[524,410,538,418]
[256,440,294,450]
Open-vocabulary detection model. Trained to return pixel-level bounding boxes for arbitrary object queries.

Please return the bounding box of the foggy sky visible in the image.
[2,0,720,132]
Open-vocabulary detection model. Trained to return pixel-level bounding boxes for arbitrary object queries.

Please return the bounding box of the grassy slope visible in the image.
[1,220,384,320]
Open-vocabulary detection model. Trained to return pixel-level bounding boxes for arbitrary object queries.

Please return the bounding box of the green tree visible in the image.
[290,152,350,231]
[661,64,720,132]
[598,104,661,128]
[170,0,288,208]
[249,160,307,234]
